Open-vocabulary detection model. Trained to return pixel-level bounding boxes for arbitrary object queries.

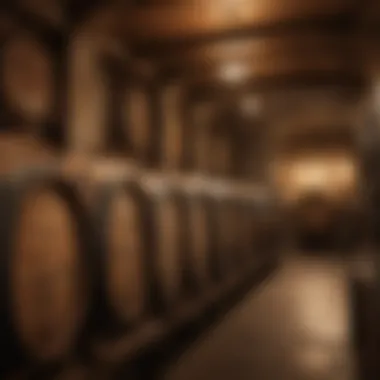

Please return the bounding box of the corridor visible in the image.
[165,254,355,380]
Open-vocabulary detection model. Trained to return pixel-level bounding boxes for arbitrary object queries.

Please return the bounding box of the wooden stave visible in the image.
[214,196,240,281]
[127,62,158,167]
[233,199,253,271]
[145,189,187,314]
[230,198,248,273]
[89,180,152,335]
[262,207,282,266]
[245,200,261,268]
[101,54,156,161]
[253,201,280,266]
[0,172,92,374]
[249,200,262,266]
[182,193,213,296]
[123,83,153,164]
[252,200,270,265]
[206,196,225,284]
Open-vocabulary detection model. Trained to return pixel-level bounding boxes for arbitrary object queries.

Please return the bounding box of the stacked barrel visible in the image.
[2,0,378,376]
[0,171,280,378]
[0,2,283,379]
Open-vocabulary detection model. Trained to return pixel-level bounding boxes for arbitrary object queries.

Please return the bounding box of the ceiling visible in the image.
[5,0,380,154]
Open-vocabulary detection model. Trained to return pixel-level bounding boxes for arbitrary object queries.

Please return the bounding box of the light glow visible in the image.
[274,154,358,203]
[218,62,247,84]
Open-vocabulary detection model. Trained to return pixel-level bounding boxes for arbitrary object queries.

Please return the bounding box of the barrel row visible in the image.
[0,167,280,377]
[0,14,257,181]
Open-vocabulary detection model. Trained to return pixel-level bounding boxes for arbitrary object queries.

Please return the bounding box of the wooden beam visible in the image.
[156,32,356,77]
[188,73,365,101]
[185,53,362,87]
[133,17,357,58]
[124,0,356,43]
[160,32,353,64]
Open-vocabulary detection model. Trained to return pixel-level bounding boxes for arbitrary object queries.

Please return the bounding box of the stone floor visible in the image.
[164,253,356,380]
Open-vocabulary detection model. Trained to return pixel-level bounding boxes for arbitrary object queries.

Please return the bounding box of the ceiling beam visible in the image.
[188,73,365,101]
[155,32,355,71]
[123,0,357,44]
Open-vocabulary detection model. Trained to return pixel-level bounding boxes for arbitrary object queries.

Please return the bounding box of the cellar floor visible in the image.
[164,252,356,380]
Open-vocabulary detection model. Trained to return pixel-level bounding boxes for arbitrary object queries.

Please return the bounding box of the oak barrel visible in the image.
[0,171,91,372]
[250,200,267,265]
[146,187,185,312]
[215,197,239,280]
[1,31,55,126]
[234,199,252,271]
[92,180,150,332]
[206,196,224,283]
[186,194,211,293]
[254,199,280,266]
[123,85,151,163]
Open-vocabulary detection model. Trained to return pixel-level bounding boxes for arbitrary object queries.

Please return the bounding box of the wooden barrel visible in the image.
[234,199,253,271]
[253,201,263,260]
[206,196,224,284]
[185,194,211,293]
[250,200,264,267]
[255,201,280,265]
[1,31,55,127]
[230,198,246,271]
[147,187,185,313]
[210,132,231,177]
[246,201,261,267]
[123,85,151,163]
[215,197,239,281]
[0,172,91,372]
[91,180,149,333]
[160,84,185,170]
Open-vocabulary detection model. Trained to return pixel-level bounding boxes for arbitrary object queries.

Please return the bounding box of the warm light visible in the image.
[292,161,327,191]
[218,62,247,83]
[331,160,355,183]
[274,153,358,203]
